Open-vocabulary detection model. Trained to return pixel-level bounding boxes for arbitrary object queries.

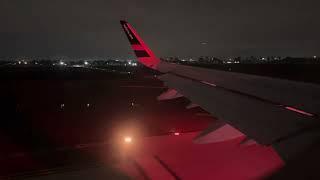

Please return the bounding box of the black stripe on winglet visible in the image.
[120,20,140,45]
[134,50,150,57]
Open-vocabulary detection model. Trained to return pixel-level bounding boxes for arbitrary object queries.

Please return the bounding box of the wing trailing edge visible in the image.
[157,89,183,101]
[193,120,245,144]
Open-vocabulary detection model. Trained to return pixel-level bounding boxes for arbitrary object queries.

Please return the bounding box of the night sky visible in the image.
[0,0,319,57]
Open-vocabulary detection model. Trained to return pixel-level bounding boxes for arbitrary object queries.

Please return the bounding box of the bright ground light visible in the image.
[124,136,132,143]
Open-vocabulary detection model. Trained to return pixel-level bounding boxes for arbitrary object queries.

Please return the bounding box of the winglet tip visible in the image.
[120,20,128,24]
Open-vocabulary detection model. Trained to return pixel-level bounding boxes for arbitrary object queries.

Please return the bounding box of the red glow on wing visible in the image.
[131,44,145,51]
[125,132,284,179]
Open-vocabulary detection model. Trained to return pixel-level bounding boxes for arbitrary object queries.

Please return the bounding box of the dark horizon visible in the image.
[0,0,319,57]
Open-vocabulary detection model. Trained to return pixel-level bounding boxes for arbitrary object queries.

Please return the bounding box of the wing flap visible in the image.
[157,89,183,101]
[193,121,244,144]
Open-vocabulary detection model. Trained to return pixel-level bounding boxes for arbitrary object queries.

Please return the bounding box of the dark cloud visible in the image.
[0,0,319,57]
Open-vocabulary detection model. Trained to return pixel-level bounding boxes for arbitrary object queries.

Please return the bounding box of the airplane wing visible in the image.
[120,20,320,162]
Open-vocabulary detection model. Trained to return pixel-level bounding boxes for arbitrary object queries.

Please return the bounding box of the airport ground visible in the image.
[0,63,319,179]
[0,65,212,178]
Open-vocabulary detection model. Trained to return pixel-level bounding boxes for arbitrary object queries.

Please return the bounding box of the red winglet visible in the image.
[120,20,160,70]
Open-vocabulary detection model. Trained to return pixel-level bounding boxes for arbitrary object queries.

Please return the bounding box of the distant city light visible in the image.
[86,103,90,107]
[59,61,65,65]
[24,61,28,65]
[84,61,89,65]
[72,65,82,67]
[174,132,180,136]
[127,61,137,66]
[60,104,65,109]
[18,61,21,64]
[314,56,317,59]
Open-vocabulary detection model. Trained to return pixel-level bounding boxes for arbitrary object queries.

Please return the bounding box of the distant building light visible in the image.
[84,61,89,65]
[86,103,90,107]
[314,56,317,59]
[226,61,232,64]
[261,57,266,60]
[18,61,21,64]
[60,104,65,109]
[174,132,180,136]
[72,65,83,67]
[24,61,28,65]
[59,61,64,65]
